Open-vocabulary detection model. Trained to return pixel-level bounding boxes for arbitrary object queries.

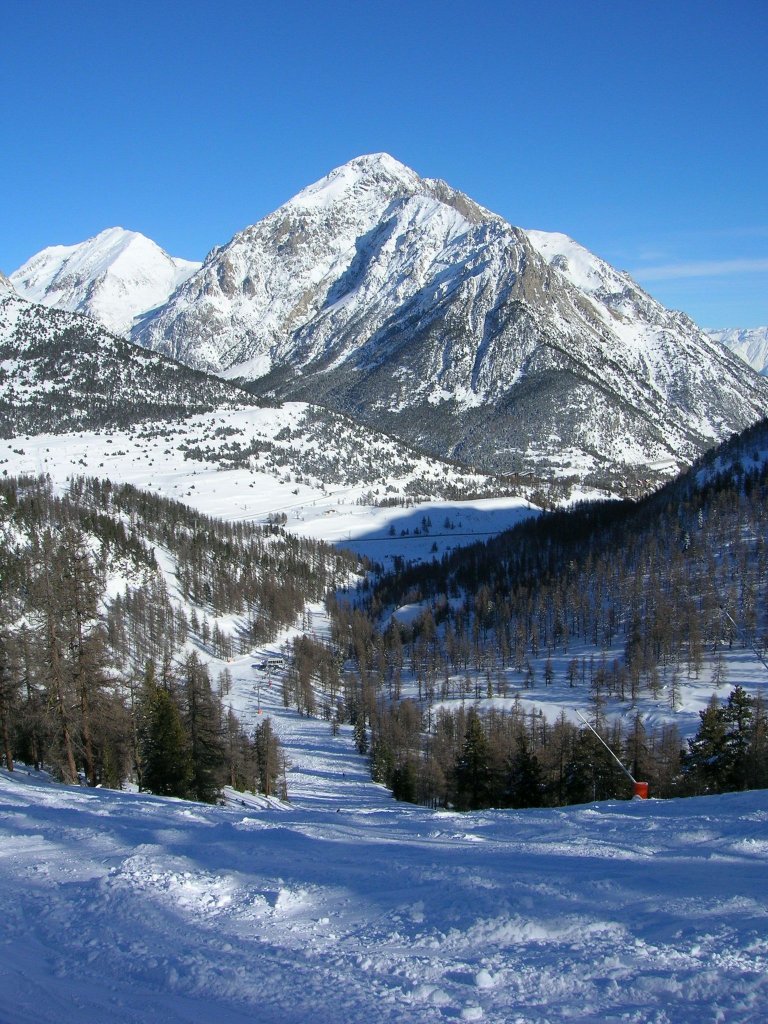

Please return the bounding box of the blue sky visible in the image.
[2,0,766,327]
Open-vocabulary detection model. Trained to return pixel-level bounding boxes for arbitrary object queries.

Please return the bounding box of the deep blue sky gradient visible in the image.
[2,0,766,327]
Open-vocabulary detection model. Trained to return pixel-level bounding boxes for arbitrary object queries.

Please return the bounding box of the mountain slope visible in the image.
[10,227,200,336]
[132,154,768,485]
[706,326,768,375]
[3,770,767,1024]
[0,291,255,437]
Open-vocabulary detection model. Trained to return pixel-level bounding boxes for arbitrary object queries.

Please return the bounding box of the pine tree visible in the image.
[0,631,16,771]
[254,716,281,797]
[453,711,494,810]
[504,737,544,808]
[683,693,728,794]
[33,531,79,784]
[181,653,226,803]
[722,685,753,791]
[391,757,418,803]
[139,685,192,798]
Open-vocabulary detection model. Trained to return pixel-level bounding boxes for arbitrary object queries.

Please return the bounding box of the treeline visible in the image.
[361,685,768,809]
[138,655,285,802]
[330,423,768,807]
[0,473,360,799]
[70,475,362,656]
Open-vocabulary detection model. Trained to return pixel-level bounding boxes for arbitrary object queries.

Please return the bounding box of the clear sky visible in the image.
[2,0,766,328]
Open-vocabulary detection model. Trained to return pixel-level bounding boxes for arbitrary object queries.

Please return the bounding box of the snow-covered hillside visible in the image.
[10,227,200,336]
[0,407,539,567]
[707,326,768,375]
[0,291,255,436]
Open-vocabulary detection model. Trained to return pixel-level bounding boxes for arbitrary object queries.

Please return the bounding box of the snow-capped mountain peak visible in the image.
[10,227,201,337]
[287,152,421,212]
[126,155,768,485]
[10,156,768,488]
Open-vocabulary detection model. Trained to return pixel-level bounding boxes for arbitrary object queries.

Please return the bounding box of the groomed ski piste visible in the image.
[3,605,768,1024]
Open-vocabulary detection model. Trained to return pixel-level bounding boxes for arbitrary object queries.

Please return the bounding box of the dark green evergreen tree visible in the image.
[139,685,192,798]
[0,631,16,772]
[504,737,544,808]
[722,685,754,791]
[683,693,729,794]
[181,653,226,803]
[453,711,494,810]
[254,716,281,797]
[391,757,418,803]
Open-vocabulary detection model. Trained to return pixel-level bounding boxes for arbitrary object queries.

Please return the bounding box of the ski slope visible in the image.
[3,620,768,1024]
[2,420,768,1022]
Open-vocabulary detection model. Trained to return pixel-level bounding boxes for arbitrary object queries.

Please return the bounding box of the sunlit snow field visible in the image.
[2,745,767,1022]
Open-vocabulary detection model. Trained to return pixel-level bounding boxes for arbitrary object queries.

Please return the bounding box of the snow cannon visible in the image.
[576,711,649,801]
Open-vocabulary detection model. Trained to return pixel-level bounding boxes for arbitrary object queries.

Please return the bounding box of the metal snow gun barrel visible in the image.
[575,711,649,799]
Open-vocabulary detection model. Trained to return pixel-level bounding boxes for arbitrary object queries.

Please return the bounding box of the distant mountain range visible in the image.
[7,154,768,486]
[0,288,254,437]
[705,327,768,376]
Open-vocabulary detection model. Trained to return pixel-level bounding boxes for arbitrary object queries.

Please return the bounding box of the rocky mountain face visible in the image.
[128,154,768,486]
[10,228,200,337]
[706,327,768,376]
[0,291,255,437]
[12,157,768,487]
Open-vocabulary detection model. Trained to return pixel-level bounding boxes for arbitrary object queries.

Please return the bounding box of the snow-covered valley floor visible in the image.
[2,716,767,1024]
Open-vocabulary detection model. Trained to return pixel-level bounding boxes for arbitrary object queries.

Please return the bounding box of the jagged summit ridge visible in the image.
[131,155,508,376]
[10,155,768,485]
[128,154,768,483]
[10,227,200,337]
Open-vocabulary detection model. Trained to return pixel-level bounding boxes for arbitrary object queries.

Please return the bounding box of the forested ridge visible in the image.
[0,474,362,799]
[0,295,259,437]
[332,419,768,808]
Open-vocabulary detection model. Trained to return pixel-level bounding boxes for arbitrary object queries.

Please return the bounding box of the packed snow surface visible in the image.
[2,756,767,1023]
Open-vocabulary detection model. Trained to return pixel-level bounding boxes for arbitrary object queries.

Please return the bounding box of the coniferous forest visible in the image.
[2,421,768,812]
[326,422,768,808]
[0,474,361,800]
